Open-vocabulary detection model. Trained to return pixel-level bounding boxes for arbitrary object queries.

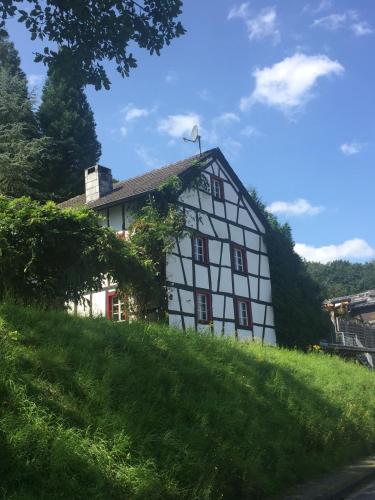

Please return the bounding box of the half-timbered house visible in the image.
[60,147,276,344]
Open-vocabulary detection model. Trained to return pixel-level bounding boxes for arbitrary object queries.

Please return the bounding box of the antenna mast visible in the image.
[183,125,202,155]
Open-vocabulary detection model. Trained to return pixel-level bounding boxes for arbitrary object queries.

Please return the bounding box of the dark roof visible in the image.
[59,147,269,231]
[59,149,216,209]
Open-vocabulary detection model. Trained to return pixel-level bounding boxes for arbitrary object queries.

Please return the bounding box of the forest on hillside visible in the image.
[306,260,375,299]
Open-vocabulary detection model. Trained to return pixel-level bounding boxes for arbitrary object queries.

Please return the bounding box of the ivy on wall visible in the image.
[125,161,209,320]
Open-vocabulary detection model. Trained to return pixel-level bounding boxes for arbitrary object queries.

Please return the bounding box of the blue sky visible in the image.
[7,0,375,264]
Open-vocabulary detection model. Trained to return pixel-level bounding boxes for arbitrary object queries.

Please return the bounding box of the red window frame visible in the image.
[211,175,224,200]
[106,291,127,321]
[236,298,253,330]
[195,289,212,324]
[231,244,248,274]
[192,234,209,266]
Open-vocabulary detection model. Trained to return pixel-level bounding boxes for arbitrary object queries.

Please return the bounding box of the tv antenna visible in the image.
[183,125,202,155]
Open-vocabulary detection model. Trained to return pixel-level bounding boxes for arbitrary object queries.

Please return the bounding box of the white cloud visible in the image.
[313,10,373,36]
[241,125,260,137]
[197,89,212,102]
[295,239,375,264]
[340,142,365,155]
[266,198,324,216]
[222,137,242,158]
[158,113,201,138]
[122,104,154,122]
[228,4,280,44]
[165,70,178,85]
[240,52,344,112]
[134,146,161,169]
[312,13,348,30]
[27,73,44,87]
[120,126,128,137]
[352,22,373,36]
[214,112,240,125]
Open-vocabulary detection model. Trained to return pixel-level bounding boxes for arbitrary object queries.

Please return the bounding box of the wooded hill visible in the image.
[306,260,375,299]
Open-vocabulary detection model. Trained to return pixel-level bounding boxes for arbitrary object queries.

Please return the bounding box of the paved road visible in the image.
[347,478,375,499]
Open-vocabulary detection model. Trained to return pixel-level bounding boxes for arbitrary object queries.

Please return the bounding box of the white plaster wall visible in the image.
[194,264,209,289]
[209,240,221,265]
[184,316,195,330]
[211,266,219,291]
[178,235,192,258]
[252,302,265,325]
[234,275,248,297]
[247,252,259,275]
[221,244,231,266]
[264,328,276,345]
[250,279,258,301]
[168,287,180,312]
[253,325,263,341]
[225,202,237,222]
[213,201,225,218]
[224,184,238,204]
[224,297,234,319]
[245,231,260,251]
[229,224,244,246]
[260,256,270,278]
[219,268,232,293]
[91,290,106,317]
[200,190,213,214]
[237,329,252,340]
[77,299,90,317]
[169,313,183,329]
[212,293,225,318]
[259,279,272,303]
[166,254,185,285]
[266,306,275,327]
[179,289,195,314]
[212,219,229,239]
[179,188,200,209]
[223,322,236,336]
[198,213,215,236]
[213,320,223,334]
[108,205,123,231]
[238,208,256,231]
[182,258,193,286]
[185,208,197,229]
[212,162,219,176]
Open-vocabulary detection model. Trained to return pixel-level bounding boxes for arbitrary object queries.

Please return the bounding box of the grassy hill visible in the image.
[1,305,375,499]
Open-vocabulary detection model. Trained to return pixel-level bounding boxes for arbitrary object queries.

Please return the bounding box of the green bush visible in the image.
[1,304,375,499]
[0,197,149,308]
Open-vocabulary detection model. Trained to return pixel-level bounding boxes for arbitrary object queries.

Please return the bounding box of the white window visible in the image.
[193,235,208,264]
[110,295,126,321]
[197,292,210,323]
[238,300,251,327]
[211,176,223,200]
[234,247,244,272]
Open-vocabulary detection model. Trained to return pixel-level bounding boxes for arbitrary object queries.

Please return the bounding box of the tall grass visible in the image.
[1,304,375,499]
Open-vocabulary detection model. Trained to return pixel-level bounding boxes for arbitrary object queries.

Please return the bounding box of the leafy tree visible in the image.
[250,190,332,348]
[0,30,53,199]
[0,1,185,89]
[38,69,101,199]
[0,196,151,308]
[306,260,375,299]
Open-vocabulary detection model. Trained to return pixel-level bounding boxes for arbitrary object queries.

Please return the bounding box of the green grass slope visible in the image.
[1,305,375,499]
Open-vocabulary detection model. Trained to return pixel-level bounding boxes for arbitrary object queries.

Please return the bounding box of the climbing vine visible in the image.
[124,160,209,320]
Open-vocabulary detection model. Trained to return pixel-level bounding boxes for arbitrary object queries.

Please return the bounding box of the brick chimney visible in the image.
[85,165,113,202]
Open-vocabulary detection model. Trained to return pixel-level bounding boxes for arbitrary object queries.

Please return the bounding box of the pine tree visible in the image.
[38,69,101,199]
[0,30,49,199]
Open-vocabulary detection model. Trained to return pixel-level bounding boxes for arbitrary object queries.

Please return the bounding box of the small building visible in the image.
[323,290,375,367]
[60,147,276,344]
